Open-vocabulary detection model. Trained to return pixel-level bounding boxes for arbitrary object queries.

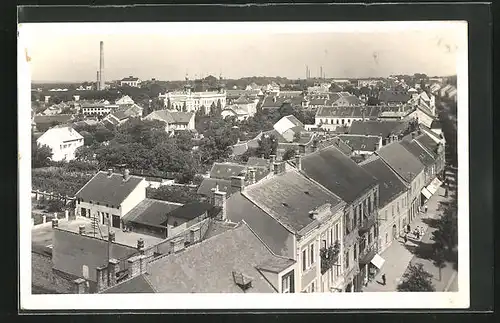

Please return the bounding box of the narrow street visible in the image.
[364,167,458,292]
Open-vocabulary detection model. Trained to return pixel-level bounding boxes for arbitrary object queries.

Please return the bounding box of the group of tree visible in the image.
[32,135,53,168]
[397,263,436,292]
[146,185,201,204]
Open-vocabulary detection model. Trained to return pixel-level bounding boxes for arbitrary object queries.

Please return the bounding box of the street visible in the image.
[364,166,458,292]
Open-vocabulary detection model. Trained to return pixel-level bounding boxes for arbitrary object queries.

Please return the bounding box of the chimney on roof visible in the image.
[123,169,130,181]
[78,225,85,235]
[248,167,257,185]
[137,238,145,252]
[273,96,277,103]
[273,162,286,175]
[213,188,227,221]
[73,278,87,294]
[96,265,109,293]
[171,236,186,253]
[230,175,246,192]
[295,154,302,171]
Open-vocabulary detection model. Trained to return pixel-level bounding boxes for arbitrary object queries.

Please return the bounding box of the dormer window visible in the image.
[232,271,253,292]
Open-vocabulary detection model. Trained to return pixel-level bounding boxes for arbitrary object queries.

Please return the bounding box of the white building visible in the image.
[75,169,148,229]
[36,126,84,161]
[120,76,141,87]
[144,110,196,133]
[159,85,227,115]
[115,95,135,105]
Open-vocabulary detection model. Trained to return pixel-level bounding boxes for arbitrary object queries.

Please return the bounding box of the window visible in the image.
[302,250,307,272]
[385,233,389,244]
[329,228,333,245]
[353,244,357,260]
[374,191,378,208]
[392,205,395,218]
[282,274,292,293]
[345,251,350,269]
[368,232,373,244]
[310,243,315,265]
[322,239,327,249]
[311,281,315,293]
[353,208,357,227]
[335,223,339,242]
[368,196,372,214]
[397,201,400,214]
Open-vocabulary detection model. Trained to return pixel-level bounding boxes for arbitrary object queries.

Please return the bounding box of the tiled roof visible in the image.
[122,198,182,226]
[37,126,83,143]
[163,201,217,222]
[414,133,440,159]
[316,137,353,156]
[301,145,378,203]
[349,120,408,138]
[261,96,286,108]
[400,139,436,167]
[337,135,381,152]
[197,178,234,196]
[226,192,295,257]
[52,229,138,283]
[231,142,248,156]
[144,222,292,293]
[315,106,383,119]
[378,90,411,103]
[376,142,425,183]
[121,76,140,81]
[75,171,144,206]
[102,275,156,293]
[146,110,194,124]
[243,168,344,233]
[359,156,408,208]
[246,157,270,168]
[209,163,247,180]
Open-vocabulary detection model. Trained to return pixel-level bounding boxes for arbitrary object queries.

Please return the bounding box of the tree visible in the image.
[256,134,278,159]
[32,137,53,168]
[320,241,340,274]
[397,263,435,292]
[431,195,458,255]
[46,199,65,213]
[146,185,200,204]
[282,148,296,161]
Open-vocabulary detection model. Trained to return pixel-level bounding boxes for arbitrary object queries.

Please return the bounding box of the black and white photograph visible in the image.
[18,20,469,310]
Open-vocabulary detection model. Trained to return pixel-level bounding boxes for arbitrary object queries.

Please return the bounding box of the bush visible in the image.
[46,199,65,213]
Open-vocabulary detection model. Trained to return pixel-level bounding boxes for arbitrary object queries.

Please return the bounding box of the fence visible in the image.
[32,210,74,227]
[32,190,76,205]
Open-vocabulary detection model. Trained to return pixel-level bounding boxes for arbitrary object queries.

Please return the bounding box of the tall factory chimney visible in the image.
[99,41,104,90]
[320,66,323,80]
[96,71,100,90]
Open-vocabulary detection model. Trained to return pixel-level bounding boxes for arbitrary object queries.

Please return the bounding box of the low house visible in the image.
[80,100,114,117]
[36,126,84,161]
[360,156,409,253]
[226,89,263,104]
[315,106,383,131]
[221,106,252,121]
[100,221,296,293]
[261,95,287,110]
[337,134,383,157]
[226,166,347,293]
[74,169,148,229]
[120,76,141,87]
[121,199,183,238]
[144,110,196,133]
[348,120,410,146]
[102,104,143,127]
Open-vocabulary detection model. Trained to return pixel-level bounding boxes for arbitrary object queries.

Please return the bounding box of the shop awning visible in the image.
[421,187,433,199]
[426,177,443,196]
[370,254,385,269]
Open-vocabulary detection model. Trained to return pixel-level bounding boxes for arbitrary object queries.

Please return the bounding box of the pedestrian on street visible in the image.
[406,224,411,233]
[403,234,408,244]
[381,274,386,285]
[424,205,428,213]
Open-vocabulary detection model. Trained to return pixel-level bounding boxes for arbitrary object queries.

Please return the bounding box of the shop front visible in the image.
[421,177,443,205]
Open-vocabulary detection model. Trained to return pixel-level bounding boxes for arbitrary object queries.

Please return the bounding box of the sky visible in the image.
[20,22,465,82]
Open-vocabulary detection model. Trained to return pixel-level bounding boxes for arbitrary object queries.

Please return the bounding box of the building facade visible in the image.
[159,85,227,115]
[36,126,84,162]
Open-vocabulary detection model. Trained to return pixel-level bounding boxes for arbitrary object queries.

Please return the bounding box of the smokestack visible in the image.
[96,71,100,90]
[99,41,104,91]
[320,66,323,80]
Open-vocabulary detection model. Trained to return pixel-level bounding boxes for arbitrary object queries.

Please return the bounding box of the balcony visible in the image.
[343,227,359,248]
[358,243,378,266]
[358,213,377,235]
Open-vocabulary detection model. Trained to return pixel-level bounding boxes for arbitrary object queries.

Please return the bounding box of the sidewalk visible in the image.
[363,185,452,292]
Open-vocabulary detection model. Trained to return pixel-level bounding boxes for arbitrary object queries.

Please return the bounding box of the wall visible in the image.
[32,250,75,294]
[77,201,121,225]
[120,179,147,218]
[377,189,409,253]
